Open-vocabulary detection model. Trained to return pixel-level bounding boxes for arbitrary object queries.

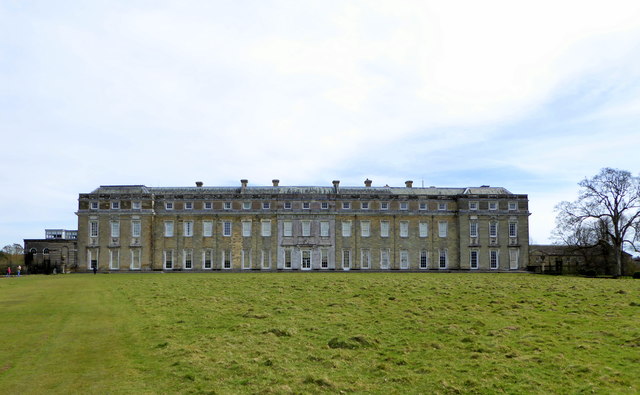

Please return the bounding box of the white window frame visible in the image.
[469,201,478,210]
[438,221,448,238]
[241,249,251,270]
[301,250,312,270]
[342,249,351,270]
[400,221,409,238]
[320,221,330,237]
[380,249,390,269]
[284,248,292,269]
[131,220,141,238]
[509,249,519,270]
[164,221,174,237]
[419,250,429,269]
[183,221,193,237]
[204,202,213,210]
[284,201,292,210]
[261,250,271,269]
[508,201,517,211]
[342,202,351,210]
[90,220,99,238]
[489,201,498,211]
[439,249,448,269]
[111,201,120,210]
[361,221,371,237]
[184,202,193,210]
[509,222,518,238]
[283,221,293,237]
[380,221,390,238]
[490,221,498,238]
[224,202,232,210]
[242,221,252,237]
[130,249,141,270]
[90,201,99,210]
[419,222,428,238]
[380,202,389,210]
[183,249,193,270]
[490,250,499,269]
[400,250,409,269]
[223,221,232,237]
[321,202,329,210]
[164,250,173,270]
[438,202,447,211]
[399,202,408,210]
[243,201,251,210]
[203,249,213,270]
[341,221,352,237]
[222,250,232,269]
[132,201,141,210]
[301,220,311,237]
[261,220,271,237]
[165,202,174,210]
[320,248,329,269]
[263,202,270,210]
[419,202,427,211]
[110,221,120,238]
[203,221,213,237]
[361,202,369,210]
[470,250,479,269]
[88,249,98,270]
[470,221,478,238]
[302,202,310,210]
[361,249,371,269]
[109,249,120,270]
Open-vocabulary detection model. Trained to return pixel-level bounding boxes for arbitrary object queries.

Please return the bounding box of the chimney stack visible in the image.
[405,180,413,188]
[332,180,340,193]
[272,179,280,187]
[195,181,203,187]
[241,179,248,191]
[364,179,372,187]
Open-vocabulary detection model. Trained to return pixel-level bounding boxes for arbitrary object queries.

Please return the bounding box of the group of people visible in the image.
[4,265,21,277]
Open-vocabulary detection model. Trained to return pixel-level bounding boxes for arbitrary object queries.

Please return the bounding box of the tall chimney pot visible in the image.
[195,181,203,187]
[241,179,248,191]
[405,180,413,188]
[272,179,280,187]
[332,180,340,193]
[364,179,372,187]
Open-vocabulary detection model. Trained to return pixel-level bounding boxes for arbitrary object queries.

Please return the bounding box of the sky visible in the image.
[1,0,640,248]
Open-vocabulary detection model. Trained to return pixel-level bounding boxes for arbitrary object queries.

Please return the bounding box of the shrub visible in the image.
[632,272,640,279]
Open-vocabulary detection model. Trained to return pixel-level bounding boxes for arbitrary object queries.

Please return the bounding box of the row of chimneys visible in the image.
[195,179,416,188]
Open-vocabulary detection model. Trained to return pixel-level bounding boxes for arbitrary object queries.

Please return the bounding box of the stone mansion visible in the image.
[76,180,529,272]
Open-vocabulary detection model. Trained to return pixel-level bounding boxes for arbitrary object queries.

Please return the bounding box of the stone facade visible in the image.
[75,180,529,272]
[24,229,78,274]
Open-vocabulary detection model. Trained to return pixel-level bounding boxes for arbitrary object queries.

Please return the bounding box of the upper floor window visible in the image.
[302,220,312,237]
[242,221,252,237]
[302,202,310,210]
[284,201,292,209]
[204,202,213,210]
[321,202,329,209]
[110,221,120,237]
[164,221,174,237]
[132,201,141,210]
[380,202,389,210]
[243,201,251,210]
[438,202,447,211]
[489,201,498,210]
[111,201,120,210]
[320,221,330,237]
[183,221,193,237]
[419,202,427,210]
[165,202,174,210]
[438,221,448,238]
[489,221,498,237]
[509,222,517,237]
[184,202,193,210]
[361,221,371,237]
[400,221,409,238]
[342,221,352,237]
[283,221,293,237]
[263,202,271,210]
[361,202,369,210]
[470,221,478,238]
[203,221,213,237]
[90,201,98,210]
[261,220,271,236]
[223,221,232,236]
[131,220,141,237]
[399,202,408,210]
[509,201,517,211]
[224,202,232,210]
[380,221,390,237]
[419,222,428,238]
[342,202,351,210]
[469,201,478,210]
[90,221,99,237]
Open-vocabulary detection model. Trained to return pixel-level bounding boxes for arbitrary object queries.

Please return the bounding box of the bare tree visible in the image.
[554,168,640,276]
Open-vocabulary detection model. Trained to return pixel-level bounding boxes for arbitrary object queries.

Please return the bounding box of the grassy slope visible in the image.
[1,273,639,394]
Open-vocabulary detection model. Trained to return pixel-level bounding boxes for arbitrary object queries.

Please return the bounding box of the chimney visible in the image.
[195,181,203,188]
[272,179,280,187]
[241,179,248,191]
[405,180,413,188]
[332,180,340,193]
[364,179,372,187]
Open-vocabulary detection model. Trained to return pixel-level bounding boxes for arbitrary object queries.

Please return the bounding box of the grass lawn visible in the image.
[1,273,639,394]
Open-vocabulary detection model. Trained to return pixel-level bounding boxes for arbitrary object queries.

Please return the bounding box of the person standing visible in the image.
[93,265,97,275]
[5,266,10,277]
[17,265,21,277]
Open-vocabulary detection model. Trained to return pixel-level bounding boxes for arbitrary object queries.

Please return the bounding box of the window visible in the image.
[203,221,213,237]
[90,201,98,210]
[223,221,232,237]
[470,221,478,238]
[29,248,37,254]
[284,201,292,209]
[261,220,271,237]
[419,222,428,238]
[109,249,120,270]
[132,201,141,210]
[90,220,99,238]
[302,220,311,237]
[419,202,427,210]
[509,249,519,270]
[224,202,232,210]
[380,249,390,269]
[341,221,352,237]
[320,221,330,237]
[203,249,213,269]
[263,202,270,210]
[303,202,310,210]
[380,221,390,237]
[490,250,499,269]
[361,202,369,210]
[380,202,389,210]
[222,250,232,269]
[204,202,213,210]
[165,202,174,210]
[284,249,292,269]
[261,250,271,269]
[164,250,173,270]
[183,221,193,237]
[185,202,193,210]
[509,201,517,211]
[320,249,329,269]
[489,201,497,210]
[164,221,174,237]
[301,250,311,270]
[469,201,478,210]
[243,201,251,210]
[420,250,429,269]
[110,221,120,238]
[111,201,120,210]
[400,221,409,238]
[509,222,518,238]
[184,249,193,269]
[342,249,351,270]
[439,250,448,269]
[438,202,447,211]
[400,250,409,269]
[321,202,329,210]
[131,220,141,238]
[342,202,351,209]
[43,248,50,255]
[470,250,479,269]
[242,221,252,237]
[490,221,498,238]
[361,249,371,269]
[88,249,98,269]
[241,250,251,269]
[361,221,371,237]
[438,221,448,238]
[283,221,293,237]
[130,249,141,270]
[399,202,408,210]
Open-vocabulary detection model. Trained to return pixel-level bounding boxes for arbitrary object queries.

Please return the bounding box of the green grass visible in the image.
[1,273,639,394]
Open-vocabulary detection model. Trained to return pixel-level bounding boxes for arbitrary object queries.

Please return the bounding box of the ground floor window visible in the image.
[164,250,173,270]
[301,250,312,270]
[439,249,447,269]
[88,249,98,270]
[361,249,370,269]
[470,250,479,269]
[400,250,409,269]
[420,250,428,269]
[320,248,329,269]
[261,250,271,269]
[242,249,251,270]
[284,249,292,269]
[342,249,351,270]
[380,249,390,269]
[223,250,232,269]
[490,250,499,269]
[130,249,141,270]
[203,249,213,269]
[509,249,519,270]
[184,249,193,270]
